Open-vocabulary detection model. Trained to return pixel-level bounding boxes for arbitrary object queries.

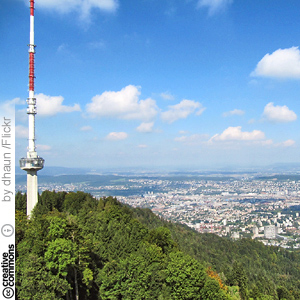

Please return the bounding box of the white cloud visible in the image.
[34,0,118,20]
[136,122,154,133]
[197,0,233,15]
[106,132,128,141]
[56,44,75,57]
[80,126,93,131]
[279,139,295,147]
[211,126,265,142]
[86,85,158,121]
[15,125,28,138]
[36,144,51,151]
[57,43,68,53]
[138,144,148,148]
[161,99,205,123]
[251,47,300,79]
[263,102,297,123]
[174,134,209,144]
[88,40,106,50]
[0,98,23,117]
[160,92,175,100]
[223,109,245,117]
[36,93,81,116]
[12,99,28,123]
[260,139,273,146]
[178,130,189,135]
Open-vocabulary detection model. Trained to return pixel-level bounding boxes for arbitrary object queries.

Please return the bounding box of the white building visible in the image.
[264,225,277,239]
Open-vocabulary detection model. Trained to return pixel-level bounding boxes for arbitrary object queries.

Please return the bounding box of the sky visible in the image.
[2,0,300,171]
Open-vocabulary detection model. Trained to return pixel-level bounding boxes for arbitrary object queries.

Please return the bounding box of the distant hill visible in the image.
[15,162,300,177]
[255,174,300,181]
[15,166,93,176]
[16,174,127,185]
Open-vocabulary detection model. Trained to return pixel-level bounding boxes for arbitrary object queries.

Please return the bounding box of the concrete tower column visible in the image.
[26,170,38,216]
[19,0,44,217]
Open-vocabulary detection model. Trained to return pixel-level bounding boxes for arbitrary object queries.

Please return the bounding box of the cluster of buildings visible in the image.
[16,174,300,248]
[117,176,300,249]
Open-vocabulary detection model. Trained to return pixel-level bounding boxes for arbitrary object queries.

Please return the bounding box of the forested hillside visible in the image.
[16,191,300,300]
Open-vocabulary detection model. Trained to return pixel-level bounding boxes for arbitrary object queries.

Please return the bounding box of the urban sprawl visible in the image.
[16,174,300,249]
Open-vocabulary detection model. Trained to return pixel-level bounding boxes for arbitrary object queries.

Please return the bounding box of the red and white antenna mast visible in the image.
[28,0,36,153]
[20,0,45,216]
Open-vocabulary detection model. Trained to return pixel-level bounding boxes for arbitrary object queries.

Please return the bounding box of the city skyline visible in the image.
[2,0,300,170]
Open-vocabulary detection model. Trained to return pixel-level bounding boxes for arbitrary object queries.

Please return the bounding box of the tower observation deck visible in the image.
[19,0,44,216]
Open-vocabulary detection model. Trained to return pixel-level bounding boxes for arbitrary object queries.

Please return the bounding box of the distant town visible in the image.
[16,171,300,249]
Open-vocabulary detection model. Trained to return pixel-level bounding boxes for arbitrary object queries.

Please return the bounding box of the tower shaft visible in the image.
[26,170,38,215]
[20,0,44,216]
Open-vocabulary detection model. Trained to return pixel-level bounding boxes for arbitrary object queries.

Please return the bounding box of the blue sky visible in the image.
[2,0,300,170]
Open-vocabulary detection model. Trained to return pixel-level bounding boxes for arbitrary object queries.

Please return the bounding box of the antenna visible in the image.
[19,0,45,216]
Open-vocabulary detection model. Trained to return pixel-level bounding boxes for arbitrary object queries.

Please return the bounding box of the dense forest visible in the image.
[16,191,300,300]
